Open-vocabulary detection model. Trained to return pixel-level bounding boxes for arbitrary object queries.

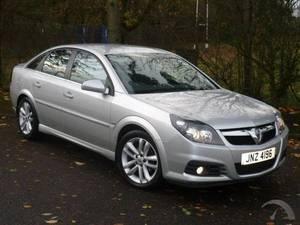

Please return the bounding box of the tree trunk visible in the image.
[106,0,121,43]
[243,0,254,96]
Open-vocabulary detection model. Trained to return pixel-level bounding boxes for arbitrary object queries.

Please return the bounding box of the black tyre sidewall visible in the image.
[17,97,39,139]
[116,130,163,188]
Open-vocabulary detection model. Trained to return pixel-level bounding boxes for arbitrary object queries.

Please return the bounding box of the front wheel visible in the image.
[116,130,163,188]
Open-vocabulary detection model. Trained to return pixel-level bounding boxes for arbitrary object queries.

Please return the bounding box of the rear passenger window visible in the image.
[70,51,108,84]
[42,49,72,78]
[27,54,45,70]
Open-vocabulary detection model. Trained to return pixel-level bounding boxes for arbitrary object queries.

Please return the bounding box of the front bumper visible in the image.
[162,128,288,186]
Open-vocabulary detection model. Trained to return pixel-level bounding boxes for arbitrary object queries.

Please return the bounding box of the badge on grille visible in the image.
[248,128,263,144]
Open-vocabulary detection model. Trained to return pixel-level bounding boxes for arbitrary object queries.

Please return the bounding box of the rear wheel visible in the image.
[116,130,163,188]
[17,97,39,139]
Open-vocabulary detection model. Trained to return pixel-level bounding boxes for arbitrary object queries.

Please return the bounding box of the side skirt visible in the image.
[39,124,115,161]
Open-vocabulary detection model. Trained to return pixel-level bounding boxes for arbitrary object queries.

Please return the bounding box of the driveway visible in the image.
[0,92,299,225]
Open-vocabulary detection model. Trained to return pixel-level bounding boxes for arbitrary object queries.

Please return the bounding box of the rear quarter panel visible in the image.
[10,64,35,110]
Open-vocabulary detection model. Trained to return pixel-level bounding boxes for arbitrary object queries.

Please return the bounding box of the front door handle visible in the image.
[34,81,41,88]
[63,91,74,99]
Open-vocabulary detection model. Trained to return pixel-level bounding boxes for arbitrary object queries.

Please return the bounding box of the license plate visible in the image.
[241,147,276,165]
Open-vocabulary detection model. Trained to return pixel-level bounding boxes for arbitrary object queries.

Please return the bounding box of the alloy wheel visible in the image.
[18,101,33,135]
[121,137,159,184]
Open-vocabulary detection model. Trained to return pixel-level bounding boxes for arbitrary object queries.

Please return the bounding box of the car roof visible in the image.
[52,44,172,55]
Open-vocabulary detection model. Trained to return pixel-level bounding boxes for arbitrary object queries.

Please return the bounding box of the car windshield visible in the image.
[106,53,218,94]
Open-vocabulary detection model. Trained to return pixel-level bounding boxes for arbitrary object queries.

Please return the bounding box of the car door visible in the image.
[31,48,74,132]
[61,50,114,149]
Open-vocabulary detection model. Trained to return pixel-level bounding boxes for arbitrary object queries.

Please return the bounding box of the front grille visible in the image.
[225,136,255,145]
[235,157,276,175]
[184,161,226,176]
[222,123,276,145]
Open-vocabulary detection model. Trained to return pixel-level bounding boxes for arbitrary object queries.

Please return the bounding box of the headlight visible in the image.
[170,114,224,145]
[275,113,285,134]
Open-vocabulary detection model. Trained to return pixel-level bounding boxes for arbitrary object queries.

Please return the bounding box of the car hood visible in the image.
[133,89,277,130]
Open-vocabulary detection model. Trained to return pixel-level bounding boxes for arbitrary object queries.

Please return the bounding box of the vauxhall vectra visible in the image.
[10,44,288,188]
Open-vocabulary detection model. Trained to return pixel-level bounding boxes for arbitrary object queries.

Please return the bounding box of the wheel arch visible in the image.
[112,116,168,174]
[16,90,37,111]
[16,90,39,124]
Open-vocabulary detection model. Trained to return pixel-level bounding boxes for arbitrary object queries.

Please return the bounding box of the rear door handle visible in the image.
[63,91,74,99]
[34,81,41,88]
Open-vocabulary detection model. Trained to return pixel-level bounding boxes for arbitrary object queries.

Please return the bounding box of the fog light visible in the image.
[196,166,204,175]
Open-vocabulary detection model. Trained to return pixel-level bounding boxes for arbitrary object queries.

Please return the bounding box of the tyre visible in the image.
[17,97,39,139]
[116,130,163,188]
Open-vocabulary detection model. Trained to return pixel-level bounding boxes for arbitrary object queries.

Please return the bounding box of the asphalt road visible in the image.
[0,98,299,225]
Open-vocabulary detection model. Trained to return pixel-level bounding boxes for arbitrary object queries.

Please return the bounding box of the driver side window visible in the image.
[70,51,108,84]
[42,49,72,78]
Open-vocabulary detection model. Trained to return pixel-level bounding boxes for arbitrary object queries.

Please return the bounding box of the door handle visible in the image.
[34,81,41,88]
[63,91,74,99]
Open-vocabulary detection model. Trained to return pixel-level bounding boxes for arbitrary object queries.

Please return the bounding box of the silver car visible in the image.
[10,44,288,188]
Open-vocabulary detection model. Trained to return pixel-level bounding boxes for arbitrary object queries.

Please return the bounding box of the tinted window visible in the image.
[42,49,72,78]
[106,53,217,94]
[70,51,108,84]
[27,54,45,70]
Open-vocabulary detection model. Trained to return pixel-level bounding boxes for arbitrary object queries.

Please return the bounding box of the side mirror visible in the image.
[81,79,108,94]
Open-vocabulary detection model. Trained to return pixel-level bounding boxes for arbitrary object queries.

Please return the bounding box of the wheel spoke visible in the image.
[20,108,26,116]
[123,148,135,159]
[20,119,26,128]
[27,122,32,132]
[143,142,150,155]
[127,164,138,175]
[20,120,27,130]
[145,162,158,169]
[138,138,144,154]
[144,155,158,162]
[24,102,30,114]
[143,164,151,181]
[124,159,137,168]
[138,165,144,183]
[25,122,30,133]
[126,142,139,155]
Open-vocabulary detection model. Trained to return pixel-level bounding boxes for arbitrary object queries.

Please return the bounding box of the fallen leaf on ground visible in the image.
[1,116,6,120]
[23,204,32,208]
[41,213,53,216]
[292,153,300,158]
[45,219,58,224]
[142,204,152,209]
[293,123,299,127]
[9,168,17,172]
[120,213,126,216]
[71,220,77,224]
[74,161,86,166]
[0,123,8,127]
[20,139,28,143]
[181,208,192,216]
[3,96,9,101]
[140,213,146,217]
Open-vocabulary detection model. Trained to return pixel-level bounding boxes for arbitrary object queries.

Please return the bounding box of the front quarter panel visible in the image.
[110,92,179,175]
